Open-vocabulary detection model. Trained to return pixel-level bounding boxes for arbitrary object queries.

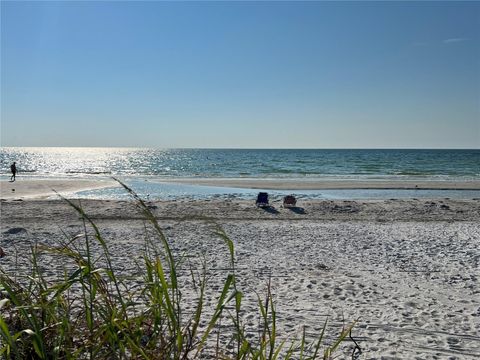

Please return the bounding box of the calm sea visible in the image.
[1,148,479,179]
[1,147,479,199]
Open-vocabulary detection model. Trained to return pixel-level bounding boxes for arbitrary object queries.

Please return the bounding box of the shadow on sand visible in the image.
[286,206,306,214]
[259,206,279,214]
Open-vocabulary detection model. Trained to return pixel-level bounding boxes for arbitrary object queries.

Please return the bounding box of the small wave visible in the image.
[0,169,37,173]
[0,169,36,175]
[295,160,310,164]
[360,165,384,170]
[273,169,296,174]
[395,171,435,176]
[66,170,112,175]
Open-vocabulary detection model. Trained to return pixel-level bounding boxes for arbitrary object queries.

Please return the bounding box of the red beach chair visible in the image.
[283,195,297,208]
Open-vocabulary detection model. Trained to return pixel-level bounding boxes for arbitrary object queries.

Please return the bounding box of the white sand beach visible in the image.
[1,192,479,359]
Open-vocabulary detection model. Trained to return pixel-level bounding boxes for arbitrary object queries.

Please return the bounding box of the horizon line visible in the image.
[1,146,479,151]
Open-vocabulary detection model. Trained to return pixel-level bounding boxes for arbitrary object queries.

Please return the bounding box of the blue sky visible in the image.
[1,1,479,148]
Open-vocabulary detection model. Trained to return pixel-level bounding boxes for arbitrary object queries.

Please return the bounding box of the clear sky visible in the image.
[1,1,479,148]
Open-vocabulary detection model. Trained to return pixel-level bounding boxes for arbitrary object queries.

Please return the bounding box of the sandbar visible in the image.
[0,179,117,200]
[157,178,480,190]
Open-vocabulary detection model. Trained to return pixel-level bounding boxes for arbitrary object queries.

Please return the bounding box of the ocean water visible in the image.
[1,147,479,200]
[1,147,479,179]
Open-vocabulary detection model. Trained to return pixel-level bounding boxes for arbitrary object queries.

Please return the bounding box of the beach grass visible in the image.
[0,180,357,359]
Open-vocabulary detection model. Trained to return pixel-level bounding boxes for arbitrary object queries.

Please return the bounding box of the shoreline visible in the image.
[1,178,480,200]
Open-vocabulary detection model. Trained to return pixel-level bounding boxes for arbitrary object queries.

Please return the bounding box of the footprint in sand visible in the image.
[4,227,27,235]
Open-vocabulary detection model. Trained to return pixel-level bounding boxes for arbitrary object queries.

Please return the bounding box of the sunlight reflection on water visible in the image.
[2,147,479,180]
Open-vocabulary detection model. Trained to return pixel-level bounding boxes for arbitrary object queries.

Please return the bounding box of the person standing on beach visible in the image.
[10,162,17,182]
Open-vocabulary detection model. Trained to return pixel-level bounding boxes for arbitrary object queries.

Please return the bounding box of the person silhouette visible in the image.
[10,162,17,182]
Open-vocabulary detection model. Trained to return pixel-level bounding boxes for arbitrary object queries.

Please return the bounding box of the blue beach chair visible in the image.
[256,192,269,207]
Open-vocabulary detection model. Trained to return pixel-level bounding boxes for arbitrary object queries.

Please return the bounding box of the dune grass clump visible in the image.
[0,181,357,359]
